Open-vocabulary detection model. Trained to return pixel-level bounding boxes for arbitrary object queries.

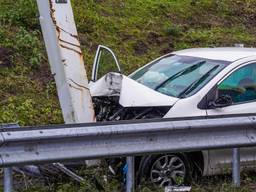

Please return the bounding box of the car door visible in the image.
[91,45,121,82]
[206,62,256,174]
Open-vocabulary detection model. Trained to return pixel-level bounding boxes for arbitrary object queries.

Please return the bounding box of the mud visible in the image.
[147,31,162,45]
[133,40,148,55]
[30,62,53,85]
[0,48,14,68]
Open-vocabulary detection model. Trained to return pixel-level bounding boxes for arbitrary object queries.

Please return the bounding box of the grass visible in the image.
[1,0,256,126]
[0,0,256,191]
[3,171,256,192]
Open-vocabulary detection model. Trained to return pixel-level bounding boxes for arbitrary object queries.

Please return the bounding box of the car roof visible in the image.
[173,47,256,62]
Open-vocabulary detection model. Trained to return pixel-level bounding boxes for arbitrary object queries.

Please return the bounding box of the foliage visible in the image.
[0,0,256,191]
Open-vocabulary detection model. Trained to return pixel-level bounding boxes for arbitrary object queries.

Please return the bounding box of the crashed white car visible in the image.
[90,46,256,187]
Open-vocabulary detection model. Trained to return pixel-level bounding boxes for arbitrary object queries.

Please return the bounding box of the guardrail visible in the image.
[1,115,256,192]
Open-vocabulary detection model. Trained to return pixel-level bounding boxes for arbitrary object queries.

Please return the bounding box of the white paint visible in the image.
[174,47,256,62]
[119,75,178,107]
[37,0,95,123]
[91,48,256,177]
[90,73,122,97]
[92,45,121,82]
[90,73,178,107]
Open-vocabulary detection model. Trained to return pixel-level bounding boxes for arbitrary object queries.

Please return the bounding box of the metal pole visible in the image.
[4,168,13,192]
[232,148,240,187]
[126,156,135,192]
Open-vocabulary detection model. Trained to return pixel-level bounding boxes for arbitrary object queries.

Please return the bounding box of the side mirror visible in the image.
[208,95,233,109]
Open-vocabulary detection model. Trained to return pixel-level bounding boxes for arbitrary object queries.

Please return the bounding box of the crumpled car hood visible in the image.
[89,72,179,107]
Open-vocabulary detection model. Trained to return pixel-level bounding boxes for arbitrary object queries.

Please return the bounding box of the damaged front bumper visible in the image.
[90,72,177,121]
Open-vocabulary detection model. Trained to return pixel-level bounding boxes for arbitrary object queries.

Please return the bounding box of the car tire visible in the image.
[139,153,192,187]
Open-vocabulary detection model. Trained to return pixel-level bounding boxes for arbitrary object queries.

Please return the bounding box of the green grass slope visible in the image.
[1,0,256,126]
[1,0,256,191]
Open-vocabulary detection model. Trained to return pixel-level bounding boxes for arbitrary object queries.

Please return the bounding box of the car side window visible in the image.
[217,63,256,104]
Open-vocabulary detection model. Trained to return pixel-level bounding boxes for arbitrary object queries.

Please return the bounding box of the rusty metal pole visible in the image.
[36,0,95,124]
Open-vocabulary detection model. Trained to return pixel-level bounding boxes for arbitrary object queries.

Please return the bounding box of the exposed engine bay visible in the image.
[90,72,175,121]
[89,72,178,108]
[93,96,170,121]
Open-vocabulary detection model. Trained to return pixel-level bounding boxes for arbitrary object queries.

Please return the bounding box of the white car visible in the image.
[90,46,256,187]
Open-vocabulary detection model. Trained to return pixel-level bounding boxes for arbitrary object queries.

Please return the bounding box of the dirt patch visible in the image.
[30,62,54,86]
[133,40,148,55]
[160,47,174,55]
[0,48,14,68]
[147,31,162,45]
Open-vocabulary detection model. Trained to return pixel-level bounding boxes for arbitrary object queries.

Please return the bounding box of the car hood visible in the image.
[89,72,179,107]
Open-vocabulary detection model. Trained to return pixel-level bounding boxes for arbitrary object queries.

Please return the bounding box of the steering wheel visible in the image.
[244,83,256,91]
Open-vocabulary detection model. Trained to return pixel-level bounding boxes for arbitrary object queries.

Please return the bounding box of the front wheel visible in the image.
[141,154,192,187]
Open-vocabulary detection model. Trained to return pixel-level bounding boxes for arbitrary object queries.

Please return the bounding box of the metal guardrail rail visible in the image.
[1,115,256,166]
[1,115,256,191]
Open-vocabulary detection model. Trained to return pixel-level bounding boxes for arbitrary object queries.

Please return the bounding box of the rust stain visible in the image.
[56,26,61,39]
[57,26,79,39]
[49,2,79,42]
[59,38,81,48]
[60,44,82,55]
[49,0,57,25]
[69,83,83,92]
[69,81,96,122]
[49,0,66,50]
[49,0,61,42]
[69,78,90,90]
[49,0,83,58]
[79,53,86,68]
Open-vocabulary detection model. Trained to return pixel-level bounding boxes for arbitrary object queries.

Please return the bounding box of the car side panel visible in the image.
[206,102,256,175]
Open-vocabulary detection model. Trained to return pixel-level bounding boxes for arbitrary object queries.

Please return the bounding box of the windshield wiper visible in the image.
[178,65,220,98]
[155,60,206,90]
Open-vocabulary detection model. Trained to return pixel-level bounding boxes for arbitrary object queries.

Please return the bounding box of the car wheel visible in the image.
[141,153,191,187]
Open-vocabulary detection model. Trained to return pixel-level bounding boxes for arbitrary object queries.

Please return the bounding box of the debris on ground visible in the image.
[165,186,191,192]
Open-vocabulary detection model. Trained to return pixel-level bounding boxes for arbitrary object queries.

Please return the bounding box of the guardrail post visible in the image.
[1,124,20,192]
[4,168,13,192]
[232,148,240,187]
[126,156,135,192]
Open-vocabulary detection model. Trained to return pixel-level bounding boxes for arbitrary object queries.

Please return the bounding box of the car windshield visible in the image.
[130,55,229,98]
